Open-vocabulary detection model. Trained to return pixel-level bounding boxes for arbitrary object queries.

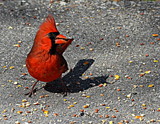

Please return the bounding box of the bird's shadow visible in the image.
[44,59,109,93]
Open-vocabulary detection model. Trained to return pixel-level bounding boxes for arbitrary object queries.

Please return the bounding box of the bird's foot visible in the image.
[25,88,37,97]
[60,82,70,97]
[62,87,70,97]
[69,68,73,73]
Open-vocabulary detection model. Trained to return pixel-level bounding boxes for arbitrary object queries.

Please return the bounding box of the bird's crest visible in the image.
[39,15,58,33]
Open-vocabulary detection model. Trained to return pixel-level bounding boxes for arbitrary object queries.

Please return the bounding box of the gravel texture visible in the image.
[0,0,160,124]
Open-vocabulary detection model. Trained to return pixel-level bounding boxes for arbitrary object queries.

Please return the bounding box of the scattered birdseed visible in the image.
[80,47,85,50]
[53,113,59,116]
[70,121,76,124]
[145,54,149,57]
[2,110,7,113]
[100,94,104,96]
[94,109,99,113]
[83,104,90,108]
[2,66,7,68]
[114,75,120,80]
[117,27,122,29]
[126,93,132,98]
[139,73,145,77]
[68,105,74,108]
[105,115,109,118]
[98,84,103,87]
[43,110,49,114]
[27,120,32,123]
[83,61,89,65]
[156,38,160,41]
[148,84,154,87]
[150,119,156,122]
[26,102,31,107]
[4,117,8,120]
[86,95,91,98]
[116,42,120,47]
[103,83,107,86]
[145,70,151,74]
[17,111,23,114]
[142,104,146,107]
[9,66,15,69]
[140,43,145,45]
[8,26,13,29]
[117,89,121,91]
[80,109,84,112]
[152,34,158,37]
[112,115,116,118]
[13,44,20,47]
[33,102,40,105]
[56,23,60,26]
[22,99,27,102]
[109,121,114,124]
[63,99,67,101]
[150,42,154,44]
[14,82,18,85]
[118,122,123,124]
[106,107,110,109]
[98,115,103,118]
[39,95,45,98]
[89,48,94,51]
[15,121,20,124]
[72,114,77,117]
[153,60,158,63]
[135,116,143,119]
[75,44,80,47]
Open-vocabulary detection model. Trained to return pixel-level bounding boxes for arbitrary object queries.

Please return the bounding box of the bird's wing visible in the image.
[59,55,68,73]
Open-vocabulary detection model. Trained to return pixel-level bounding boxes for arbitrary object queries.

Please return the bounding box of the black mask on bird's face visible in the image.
[48,32,60,41]
[48,32,60,54]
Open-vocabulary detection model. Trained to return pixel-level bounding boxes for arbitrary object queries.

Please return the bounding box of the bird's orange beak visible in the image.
[55,34,73,44]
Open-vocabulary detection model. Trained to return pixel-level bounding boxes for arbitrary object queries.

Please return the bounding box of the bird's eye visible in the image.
[48,32,60,39]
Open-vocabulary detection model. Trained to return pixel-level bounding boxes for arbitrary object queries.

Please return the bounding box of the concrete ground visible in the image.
[0,0,160,124]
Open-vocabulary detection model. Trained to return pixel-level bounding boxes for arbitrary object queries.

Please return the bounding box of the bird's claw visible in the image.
[25,88,37,97]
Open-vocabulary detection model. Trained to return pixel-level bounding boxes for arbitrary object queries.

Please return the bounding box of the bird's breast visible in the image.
[26,52,67,82]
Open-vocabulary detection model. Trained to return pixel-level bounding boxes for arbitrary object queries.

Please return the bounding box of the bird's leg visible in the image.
[25,80,39,97]
[59,77,68,96]
[69,68,73,73]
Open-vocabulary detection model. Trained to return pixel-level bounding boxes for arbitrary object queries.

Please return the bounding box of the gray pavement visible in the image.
[0,0,160,124]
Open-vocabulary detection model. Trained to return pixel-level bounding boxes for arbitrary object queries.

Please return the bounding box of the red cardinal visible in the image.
[25,15,73,97]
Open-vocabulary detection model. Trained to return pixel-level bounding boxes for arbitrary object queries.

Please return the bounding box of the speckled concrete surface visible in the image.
[0,0,160,124]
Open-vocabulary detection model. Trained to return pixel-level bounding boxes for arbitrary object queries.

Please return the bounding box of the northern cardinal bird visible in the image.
[25,15,73,97]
